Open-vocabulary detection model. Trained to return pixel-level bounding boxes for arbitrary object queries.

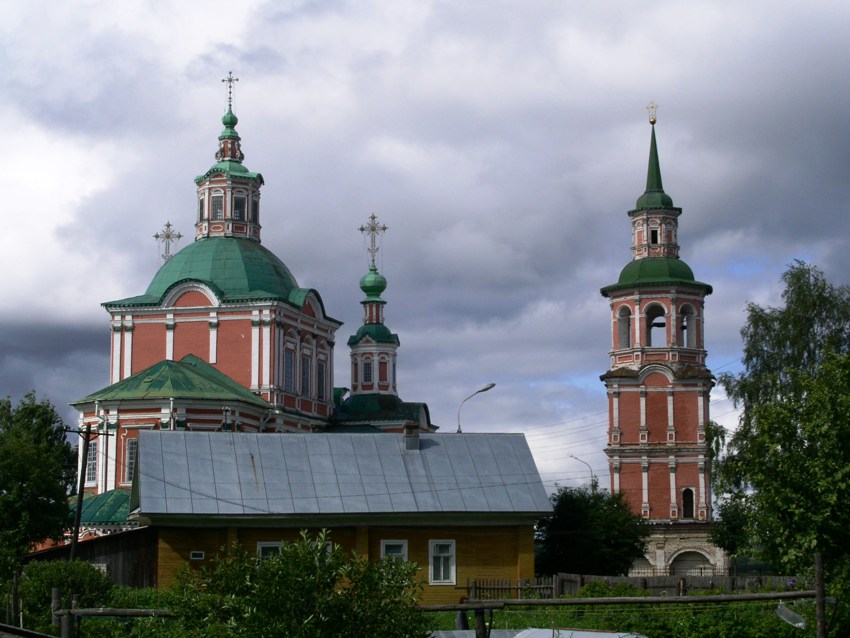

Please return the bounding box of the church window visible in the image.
[124,438,138,484]
[680,305,696,348]
[617,306,632,348]
[284,350,295,393]
[650,228,659,244]
[301,354,311,396]
[197,197,204,222]
[211,195,224,220]
[233,195,247,221]
[645,304,666,347]
[85,439,98,484]
[252,198,260,223]
[363,358,373,384]
[317,361,326,401]
[682,488,695,519]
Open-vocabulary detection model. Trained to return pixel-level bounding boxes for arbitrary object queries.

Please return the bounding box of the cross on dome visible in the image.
[153,221,182,261]
[359,213,388,267]
[222,71,239,109]
[647,100,658,125]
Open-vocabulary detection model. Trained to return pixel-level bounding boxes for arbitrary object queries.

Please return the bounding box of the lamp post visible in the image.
[569,454,596,491]
[456,383,496,434]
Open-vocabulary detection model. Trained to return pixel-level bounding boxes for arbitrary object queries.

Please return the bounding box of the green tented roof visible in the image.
[347,323,399,347]
[601,257,713,296]
[71,489,131,526]
[635,124,675,210]
[72,354,273,409]
[104,237,317,308]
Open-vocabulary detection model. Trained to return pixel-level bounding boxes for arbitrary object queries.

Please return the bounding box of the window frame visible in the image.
[123,437,138,484]
[85,439,98,485]
[211,194,224,220]
[381,540,408,561]
[257,542,282,558]
[429,539,456,585]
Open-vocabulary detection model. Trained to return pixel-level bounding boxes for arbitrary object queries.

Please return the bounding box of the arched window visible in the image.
[680,305,696,348]
[617,306,632,349]
[682,488,695,519]
[645,304,666,347]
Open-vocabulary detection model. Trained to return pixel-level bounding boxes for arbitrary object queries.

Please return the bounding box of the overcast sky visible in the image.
[1,0,848,490]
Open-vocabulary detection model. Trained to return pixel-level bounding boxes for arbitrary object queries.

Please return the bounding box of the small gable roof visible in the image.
[132,431,551,522]
[72,355,273,410]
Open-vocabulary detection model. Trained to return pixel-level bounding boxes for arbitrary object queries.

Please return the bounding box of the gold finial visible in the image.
[359,213,388,267]
[222,71,239,109]
[647,100,657,125]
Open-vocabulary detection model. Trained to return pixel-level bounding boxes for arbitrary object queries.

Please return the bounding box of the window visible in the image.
[211,195,224,220]
[284,349,295,393]
[317,360,326,401]
[124,438,138,484]
[257,542,281,558]
[429,540,455,584]
[301,354,311,396]
[381,540,408,561]
[617,306,632,349]
[197,197,204,222]
[233,195,247,221]
[251,198,260,223]
[85,439,98,484]
[645,304,666,347]
[682,488,695,519]
[189,551,205,561]
[650,228,659,244]
[680,305,696,348]
[363,359,373,384]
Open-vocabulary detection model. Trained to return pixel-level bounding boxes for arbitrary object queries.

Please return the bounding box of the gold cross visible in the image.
[647,100,657,125]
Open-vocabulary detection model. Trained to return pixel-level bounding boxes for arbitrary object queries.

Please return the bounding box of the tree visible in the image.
[717,262,850,572]
[0,393,75,579]
[536,482,649,576]
[169,530,430,638]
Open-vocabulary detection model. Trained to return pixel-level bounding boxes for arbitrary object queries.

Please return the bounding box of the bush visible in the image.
[18,559,114,633]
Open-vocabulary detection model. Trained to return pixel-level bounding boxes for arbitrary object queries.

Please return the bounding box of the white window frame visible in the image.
[257,542,282,558]
[123,438,138,484]
[381,540,408,561]
[429,539,456,585]
[85,439,98,485]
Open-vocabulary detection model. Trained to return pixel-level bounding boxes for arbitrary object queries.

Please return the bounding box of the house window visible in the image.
[124,438,138,484]
[211,195,224,220]
[429,540,455,584]
[381,540,408,561]
[257,542,281,558]
[682,488,695,519]
[317,360,326,401]
[284,349,295,393]
[85,439,98,484]
[363,359,373,384]
[301,354,311,396]
[233,195,247,221]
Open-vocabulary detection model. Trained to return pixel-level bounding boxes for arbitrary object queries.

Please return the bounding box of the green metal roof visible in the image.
[71,488,131,526]
[104,237,324,308]
[601,257,713,296]
[332,393,430,425]
[635,124,675,210]
[347,323,399,347]
[72,354,273,409]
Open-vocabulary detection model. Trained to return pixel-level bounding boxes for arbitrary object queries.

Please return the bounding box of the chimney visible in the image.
[404,422,419,450]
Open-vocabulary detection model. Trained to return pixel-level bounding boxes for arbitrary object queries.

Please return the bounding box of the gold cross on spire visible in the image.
[647,100,658,125]
[222,71,239,108]
[359,213,388,267]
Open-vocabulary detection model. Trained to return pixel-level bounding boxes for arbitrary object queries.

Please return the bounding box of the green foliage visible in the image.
[709,495,753,560]
[0,393,75,579]
[168,530,430,638]
[18,559,115,633]
[536,482,649,576]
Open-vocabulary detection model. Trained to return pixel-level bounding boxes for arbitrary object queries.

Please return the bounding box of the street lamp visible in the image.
[569,454,596,491]
[456,383,496,433]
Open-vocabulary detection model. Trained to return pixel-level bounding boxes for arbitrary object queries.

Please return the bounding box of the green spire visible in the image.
[635,115,674,210]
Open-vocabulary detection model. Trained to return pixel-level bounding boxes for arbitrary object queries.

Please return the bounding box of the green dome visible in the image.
[601,258,712,295]
[106,238,301,306]
[359,264,387,301]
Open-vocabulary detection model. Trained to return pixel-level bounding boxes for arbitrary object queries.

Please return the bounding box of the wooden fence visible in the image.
[468,573,795,599]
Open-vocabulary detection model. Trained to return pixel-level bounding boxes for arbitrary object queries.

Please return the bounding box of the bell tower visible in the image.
[600,106,725,575]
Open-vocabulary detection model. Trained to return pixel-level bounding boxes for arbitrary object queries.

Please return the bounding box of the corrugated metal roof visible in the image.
[134,431,551,518]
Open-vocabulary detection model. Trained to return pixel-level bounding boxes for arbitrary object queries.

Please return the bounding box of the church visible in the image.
[67,81,724,579]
